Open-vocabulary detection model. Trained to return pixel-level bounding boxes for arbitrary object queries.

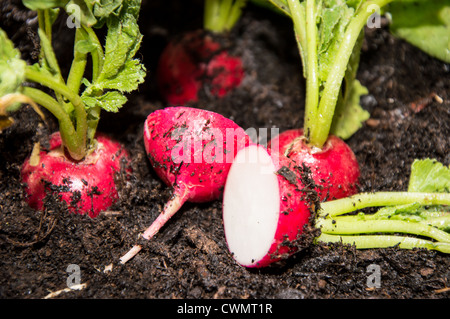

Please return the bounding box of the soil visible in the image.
[1,0,449,300]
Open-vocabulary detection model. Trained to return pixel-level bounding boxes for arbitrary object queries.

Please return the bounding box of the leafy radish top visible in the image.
[0,0,146,160]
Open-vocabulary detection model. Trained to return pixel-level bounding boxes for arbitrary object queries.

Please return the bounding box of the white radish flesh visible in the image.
[223,144,317,268]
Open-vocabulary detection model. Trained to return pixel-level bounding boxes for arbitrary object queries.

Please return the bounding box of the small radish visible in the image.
[157,30,244,105]
[223,144,318,268]
[1,3,145,217]
[21,132,130,218]
[120,106,251,263]
[268,128,360,200]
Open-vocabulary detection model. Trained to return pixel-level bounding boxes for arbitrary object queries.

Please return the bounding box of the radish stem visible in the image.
[316,191,450,253]
[308,0,394,148]
[282,0,395,148]
[66,28,88,95]
[286,0,307,78]
[317,218,450,243]
[302,0,319,141]
[316,233,450,254]
[24,67,88,160]
[204,0,247,33]
[318,192,450,218]
[82,26,104,83]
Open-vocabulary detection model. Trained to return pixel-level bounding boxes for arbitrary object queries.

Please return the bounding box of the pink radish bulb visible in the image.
[21,132,130,218]
[157,30,244,105]
[268,129,360,201]
[120,106,251,263]
[223,144,317,268]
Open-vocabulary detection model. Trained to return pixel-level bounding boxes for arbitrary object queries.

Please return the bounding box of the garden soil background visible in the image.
[0,0,449,299]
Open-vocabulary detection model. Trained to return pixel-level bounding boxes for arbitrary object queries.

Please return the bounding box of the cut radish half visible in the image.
[223,144,315,268]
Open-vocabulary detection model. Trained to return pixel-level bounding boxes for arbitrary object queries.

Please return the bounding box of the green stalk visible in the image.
[308,0,394,148]
[315,191,450,254]
[317,218,450,243]
[325,209,450,230]
[37,10,52,52]
[37,9,66,107]
[82,26,104,82]
[316,233,450,254]
[303,0,319,141]
[80,26,104,149]
[286,0,307,77]
[24,67,87,160]
[22,87,81,155]
[204,0,247,33]
[226,0,247,30]
[318,192,450,218]
[67,28,88,95]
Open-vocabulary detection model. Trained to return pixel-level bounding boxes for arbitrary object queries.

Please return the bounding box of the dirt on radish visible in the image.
[0,0,449,299]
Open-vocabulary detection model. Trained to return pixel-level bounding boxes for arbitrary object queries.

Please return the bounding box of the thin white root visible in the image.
[44,283,87,299]
[119,244,142,264]
[120,190,188,264]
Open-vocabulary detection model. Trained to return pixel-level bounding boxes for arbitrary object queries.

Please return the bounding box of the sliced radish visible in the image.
[223,144,316,268]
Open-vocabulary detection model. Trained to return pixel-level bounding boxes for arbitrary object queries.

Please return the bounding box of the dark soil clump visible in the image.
[0,1,449,299]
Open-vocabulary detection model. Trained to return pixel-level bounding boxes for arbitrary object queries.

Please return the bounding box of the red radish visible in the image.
[268,129,360,201]
[21,132,130,218]
[223,144,318,268]
[120,106,251,263]
[157,30,244,105]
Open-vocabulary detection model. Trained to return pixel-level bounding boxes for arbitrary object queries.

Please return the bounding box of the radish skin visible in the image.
[120,107,251,263]
[157,30,244,105]
[21,132,130,218]
[268,128,360,200]
[223,144,317,268]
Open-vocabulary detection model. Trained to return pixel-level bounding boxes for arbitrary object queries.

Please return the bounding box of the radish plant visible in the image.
[223,0,450,267]
[157,0,247,105]
[0,0,145,217]
[259,0,394,201]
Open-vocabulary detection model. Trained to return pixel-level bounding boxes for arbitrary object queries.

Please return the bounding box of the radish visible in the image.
[157,0,247,105]
[0,2,145,216]
[119,106,251,263]
[223,144,318,268]
[268,128,360,200]
[21,132,129,218]
[157,30,244,105]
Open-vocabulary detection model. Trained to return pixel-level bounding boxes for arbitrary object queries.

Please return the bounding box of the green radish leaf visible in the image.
[81,0,145,113]
[96,59,146,93]
[317,0,355,84]
[388,0,450,63]
[267,0,291,16]
[329,24,368,140]
[329,79,369,140]
[74,39,98,54]
[91,0,124,27]
[82,91,127,113]
[0,29,26,98]
[408,158,450,193]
